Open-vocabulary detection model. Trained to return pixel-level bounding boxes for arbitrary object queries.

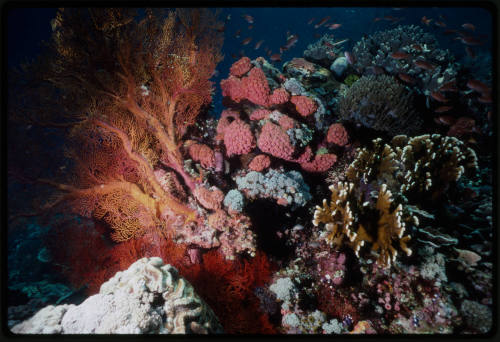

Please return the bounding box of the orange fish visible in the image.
[216,25,225,32]
[383,15,402,22]
[329,23,342,30]
[412,44,423,52]
[241,37,252,45]
[242,14,254,24]
[434,105,453,113]
[315,16,330,28]
[462,23,475,31]
[478,92,492,104]
[398,73,415,84]
[431,91,448,102]
[440,81,458,92]
[443,29,458,35]
[270,53,282,62]
[467,79,490,93]
[308,17,316,25]
[465,46,476,58]
[234,29,241,38]
[248,25,253,30]
[373,17,382,22]
[456,36,482,45]
[434,115,456,126]
[434,20,446,28]
[414,60,436,70]
[391,51,410,59]
[421,16,432,26]
[254,40,264,50]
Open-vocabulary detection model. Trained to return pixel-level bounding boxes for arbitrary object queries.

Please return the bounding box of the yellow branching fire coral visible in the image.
[313,182,415,268]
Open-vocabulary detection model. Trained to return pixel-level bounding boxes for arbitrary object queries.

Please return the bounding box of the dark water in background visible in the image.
[7,6,493,116]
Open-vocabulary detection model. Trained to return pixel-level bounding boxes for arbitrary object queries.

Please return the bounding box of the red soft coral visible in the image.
[326,123,349,146]
[248,154,271,172]
[269,87,290,105]
[230,57,252,77]
[301,153,337,172]
[290,95,318,117]
[188,143,216,168]
[257,122,295,160]
[223,119,256,156]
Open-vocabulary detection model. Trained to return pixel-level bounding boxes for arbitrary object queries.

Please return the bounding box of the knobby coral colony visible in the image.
[8,8,493,335]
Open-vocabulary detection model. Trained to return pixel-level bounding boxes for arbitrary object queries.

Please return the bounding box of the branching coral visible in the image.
[313,182,414,268]
[338,75,422,136]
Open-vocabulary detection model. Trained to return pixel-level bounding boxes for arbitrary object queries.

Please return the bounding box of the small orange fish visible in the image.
[456,36,482,46]
[234,29,241,38]
[308,17,316,25]
[462,23,475,31]
[398,73,415,84]
[478,92,492,104]
[242,14,254,24]
[465,46,476,58]
[270,53,282,62]
[443,29,458,35]
[440,81,458,92]
[434,115,456,126]
[421,16,432,26]
[431,91,448,103]
[434,105,453,113]
[248,25,253,30]
[315,16,330,28]
[412,44,422,52]
[254,40,264,50]
[467,79,490,93]
[329,23,342,30]
[391,51,410,59]
[216,25,225,32]
[414,60,436,70]
[373,17,382,22]
[434,20,446,28]
[241,37,252,45]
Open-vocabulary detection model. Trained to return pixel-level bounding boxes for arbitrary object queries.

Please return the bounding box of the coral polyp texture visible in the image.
[7,7,493,336]
[313,182,414,267]
[338,75,422,136]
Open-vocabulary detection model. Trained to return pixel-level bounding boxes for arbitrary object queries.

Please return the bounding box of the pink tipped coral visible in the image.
[188,143,216,169]
[300,153,337,172]
[269,87,290,105]
[248,154,271,172]
[257,122,295,160]
[216,110,241,140]
[250,108,272,121]
[230,57,252,77]
[290,95,318,117]
[223,119,256,156]
[241,67,271,107]
[277,114,297,131]
[327,123,349,146]
[220,76,245,102]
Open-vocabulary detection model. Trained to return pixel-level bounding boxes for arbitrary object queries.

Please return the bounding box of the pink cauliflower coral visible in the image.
[301,153,337,172]
[249,108,272,121]
[223,119,256,156]
[257,122,295,160]
[290,95,318,117]
[241,67,271,107]
[248,154,271,172]
[269,87,290,105]
[230,56,252,77]
[220,76,246,103]
[188,143,215,169]
[277,113,297,130]
[216,109,240,141]
[326,123,349,146]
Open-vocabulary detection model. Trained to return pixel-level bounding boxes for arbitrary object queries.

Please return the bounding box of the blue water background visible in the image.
[7,7,493,116]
